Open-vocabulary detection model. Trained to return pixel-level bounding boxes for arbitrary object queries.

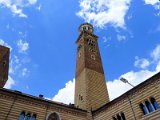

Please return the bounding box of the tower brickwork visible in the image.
[0,45,10,88]
[74,23,109,111]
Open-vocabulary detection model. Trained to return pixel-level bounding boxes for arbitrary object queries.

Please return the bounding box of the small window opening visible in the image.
[83,26,86,30]
[79,95,83,101]
[150,98,159,110]
[91,55,95,60]
[112,116,117,120]
[2,61,7,67]
[18,112,25,120]
[87,39,95,46]
[31,114,36,120]
[117,114,121,120]
[121,112,126,120]
[145,101,154,112]
[81,96,83,101]
[140,103,148,115]
[26,113,31,120]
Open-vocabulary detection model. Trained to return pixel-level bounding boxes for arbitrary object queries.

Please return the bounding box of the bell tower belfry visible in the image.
[0,45,10,88]
[74,23,109,111]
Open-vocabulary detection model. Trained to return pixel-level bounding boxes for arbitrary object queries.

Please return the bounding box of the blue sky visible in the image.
[0,0,160,103]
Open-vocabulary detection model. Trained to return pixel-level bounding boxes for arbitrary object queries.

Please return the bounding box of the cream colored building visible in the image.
[0,23,160,120]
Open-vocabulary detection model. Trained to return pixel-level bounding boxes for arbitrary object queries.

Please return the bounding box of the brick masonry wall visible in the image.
[0,89,88,120]
[93,74,160,120]
[75,68,109,111]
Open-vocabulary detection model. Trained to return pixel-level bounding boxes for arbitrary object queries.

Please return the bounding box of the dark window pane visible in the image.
[112,116,117,120]
[145,101,154,112]
[31,114,36,120]
[121,113,126,120]
[19,112,25,120]
[25,113,31,120]
[48,112,60,120]
[117,114,121,120]
[151,98,159,110]
[140,103,148,115]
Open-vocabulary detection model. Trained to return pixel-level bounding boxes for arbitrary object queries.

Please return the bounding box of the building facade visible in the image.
[0,23,160,120]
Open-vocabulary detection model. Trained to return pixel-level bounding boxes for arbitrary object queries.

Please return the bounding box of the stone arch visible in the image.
[46,112,61,120]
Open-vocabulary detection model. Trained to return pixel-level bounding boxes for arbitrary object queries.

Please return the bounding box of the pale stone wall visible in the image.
[75,68,109,111]
[0,89,88,120]
[93,73,160,120]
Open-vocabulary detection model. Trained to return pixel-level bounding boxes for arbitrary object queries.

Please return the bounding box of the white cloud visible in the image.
[10,4,27,18]
[53,79,75,104]
[0,0,38,18]
[117,34,126,41]
[36,4,41,11]
[22,68,29,76]
[151,44,160,61]
[156,61,160,71]
[28,0,37,5]
[107,70,156,100]
[103,36,111,43]
[76,0,131,28]
[144,0,159,5]
[144,0,160,15]
[9,55,21,74]
[134,56,150,69]
[4,76,15,89]
[17,39,29,53]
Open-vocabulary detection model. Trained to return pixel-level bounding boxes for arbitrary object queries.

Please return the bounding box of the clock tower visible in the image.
[0,45,10,88]
[74,23,109,111]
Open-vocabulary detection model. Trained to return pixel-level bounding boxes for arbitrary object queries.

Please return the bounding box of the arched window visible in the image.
[47,112,60,120]
[145,101,154,112]
[116,114,121,120]
[87,39,95,46]
[19,112,25,120]
[150,98,159,110]
[31,114,36,120]
[25,113,31,120]
[121,112,126,120]
[139,103,148,115]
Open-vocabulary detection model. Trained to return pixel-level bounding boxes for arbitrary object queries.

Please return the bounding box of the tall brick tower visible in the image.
[0,45,10,88]
[74,23,109,111]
